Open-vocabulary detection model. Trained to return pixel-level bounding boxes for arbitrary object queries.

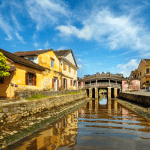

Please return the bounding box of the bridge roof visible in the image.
[82,74,125,81]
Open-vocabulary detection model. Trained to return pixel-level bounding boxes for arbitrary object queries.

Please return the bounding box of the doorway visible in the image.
[54,78,58,91]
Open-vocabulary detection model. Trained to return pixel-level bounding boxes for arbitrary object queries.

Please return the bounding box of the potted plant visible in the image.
[146,83,150,90]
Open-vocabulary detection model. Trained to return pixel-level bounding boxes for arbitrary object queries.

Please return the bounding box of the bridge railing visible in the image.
[85,82,121,88]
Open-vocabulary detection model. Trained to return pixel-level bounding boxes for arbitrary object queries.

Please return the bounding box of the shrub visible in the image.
[26,93,47,100]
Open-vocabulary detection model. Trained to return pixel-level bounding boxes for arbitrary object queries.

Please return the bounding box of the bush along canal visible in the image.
[2,94,150,150]
[0,95,91,149]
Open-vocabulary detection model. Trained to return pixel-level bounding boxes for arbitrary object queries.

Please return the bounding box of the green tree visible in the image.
[0,52,10,77]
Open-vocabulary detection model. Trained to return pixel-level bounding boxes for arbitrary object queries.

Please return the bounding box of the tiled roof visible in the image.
[13,49,53,56]
[143,59,150,62]
[54,50,71,57]
[0,49,45,71]
[54,49,78,68]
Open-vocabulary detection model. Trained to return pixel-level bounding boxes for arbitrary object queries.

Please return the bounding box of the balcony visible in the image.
[144,73,150,77]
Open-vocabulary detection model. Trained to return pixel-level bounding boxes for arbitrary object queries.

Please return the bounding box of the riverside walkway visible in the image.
[123,89,150,96]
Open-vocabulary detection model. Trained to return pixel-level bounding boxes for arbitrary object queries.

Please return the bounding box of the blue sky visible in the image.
[0,0,150,78]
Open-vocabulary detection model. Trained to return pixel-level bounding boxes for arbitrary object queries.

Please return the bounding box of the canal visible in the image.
[4,95,150,150]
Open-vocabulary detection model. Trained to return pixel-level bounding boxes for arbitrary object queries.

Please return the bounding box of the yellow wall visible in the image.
[61,60,78,90]
[38,51,62,89]
[0,73,15,98]
[137,60,150,88]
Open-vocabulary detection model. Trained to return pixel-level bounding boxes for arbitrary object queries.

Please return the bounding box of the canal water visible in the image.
[5,95,150,150]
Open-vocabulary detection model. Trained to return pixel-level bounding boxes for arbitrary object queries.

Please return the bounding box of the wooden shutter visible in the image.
[52,78,54,88]
[66,79,67,89]
[70,80,71,86]
[73,80,74,86]
[57,80,59,91]
[63,78,64,89]
[33,74,36,86]
[25,72,28,85]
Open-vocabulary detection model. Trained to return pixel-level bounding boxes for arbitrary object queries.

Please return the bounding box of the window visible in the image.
[0,77,4,84]
[51,60,54,68]
[140,72,141,76]
[28,57,35,61]
[25,72,36,85]
[146,68,149,74]
[70,80,72,86]
[69,66,71,73]
[135,75,136,78]
[74,80,76,86]
[63,63,67,70]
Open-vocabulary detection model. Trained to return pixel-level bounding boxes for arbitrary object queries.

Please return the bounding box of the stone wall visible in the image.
[15,90,81,100]
[0,91,86,123]
[119,92,150,106]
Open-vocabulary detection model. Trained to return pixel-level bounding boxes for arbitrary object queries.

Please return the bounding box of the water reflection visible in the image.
[6,97,150,150]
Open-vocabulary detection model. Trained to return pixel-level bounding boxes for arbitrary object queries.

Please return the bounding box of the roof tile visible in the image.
[0,49,45,71]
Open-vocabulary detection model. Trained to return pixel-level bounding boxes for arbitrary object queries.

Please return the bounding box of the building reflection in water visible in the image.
[9,96,150,150]
[16,110,79,150]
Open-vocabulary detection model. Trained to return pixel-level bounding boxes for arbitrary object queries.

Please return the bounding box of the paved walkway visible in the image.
[123,89,150,96]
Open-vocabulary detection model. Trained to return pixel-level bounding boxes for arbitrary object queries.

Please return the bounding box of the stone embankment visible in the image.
[0,91,86,123]
[119,92,150,106]
[15,90,80,100]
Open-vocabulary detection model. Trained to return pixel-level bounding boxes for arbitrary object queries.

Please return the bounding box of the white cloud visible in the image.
[78,64,82,69]
[44,41,50,49]
[15,32,26,44]
[12,14,22,31]
[0,14,12,40]
[85,64,90,67]
[77,58,83,62]
[117,59,139,77]
[57,46,66,50]
[26,0,70,30]
[56,8,150,52]
[34,42,39,47]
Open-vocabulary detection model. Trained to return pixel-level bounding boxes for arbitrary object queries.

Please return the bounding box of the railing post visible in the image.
[95,87,98,99]
[89,88,92,98]
[108,87,111,99]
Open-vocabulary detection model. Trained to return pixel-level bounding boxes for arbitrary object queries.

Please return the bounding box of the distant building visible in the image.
[130,59,150,88]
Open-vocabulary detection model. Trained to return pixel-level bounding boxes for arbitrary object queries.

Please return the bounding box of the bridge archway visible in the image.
[117,89,120,96]
[92,88,95,98]
[111,88,114,98]
[86,89,89,97]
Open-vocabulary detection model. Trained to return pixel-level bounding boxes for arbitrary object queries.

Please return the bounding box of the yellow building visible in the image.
[130,59,150,88]
[0,48,46,98]
[54,49,79,90]
[14,49,62,91]
[0,48,79,98]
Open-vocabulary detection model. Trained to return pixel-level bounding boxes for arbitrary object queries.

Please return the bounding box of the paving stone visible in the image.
[0,113,4,118]
[3,108,8,113]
